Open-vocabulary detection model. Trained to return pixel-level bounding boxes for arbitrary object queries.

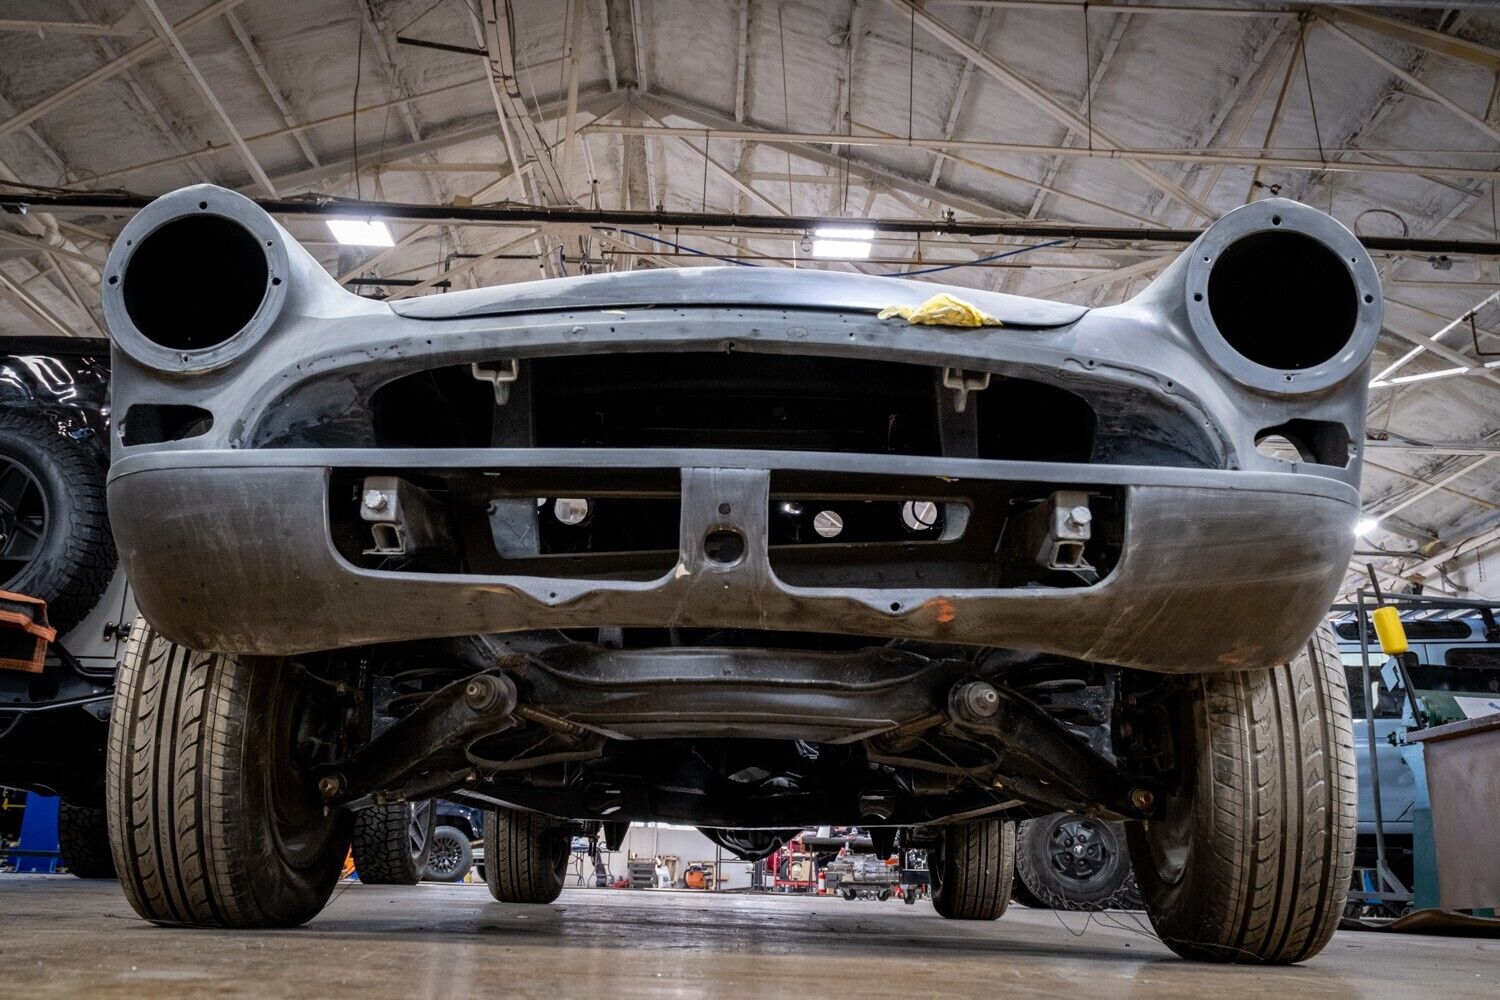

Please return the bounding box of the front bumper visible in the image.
[109,447,1357,673]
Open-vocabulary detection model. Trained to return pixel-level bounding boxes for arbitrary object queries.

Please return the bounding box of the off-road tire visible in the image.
[1010,870,1047,908]
[58,801,115,879]
[106,622,352,927]
[352,800,435,885]
[1015,814,1141,911]
[1126,625,1355,964]
[425,825,474,883]
[0,412,115,634]
[483,806,568,904]
[931,819,1015,921]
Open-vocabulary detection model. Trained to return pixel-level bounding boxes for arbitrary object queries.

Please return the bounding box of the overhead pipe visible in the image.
[0,158,100,289]
[6,189,1500,256]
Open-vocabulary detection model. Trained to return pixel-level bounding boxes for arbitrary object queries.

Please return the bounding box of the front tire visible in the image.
[483,806,568,903]
[351,800,435,885]
[106,623,351,927]
[930,819,1015,921]
[1126,625,1355,964]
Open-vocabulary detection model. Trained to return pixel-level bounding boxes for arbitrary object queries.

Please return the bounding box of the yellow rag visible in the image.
[877,292,1002,328]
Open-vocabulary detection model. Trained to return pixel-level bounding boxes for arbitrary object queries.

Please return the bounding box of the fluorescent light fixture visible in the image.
[1369,360,1500,388]
[1355,517,1381,537]
[327,219,394,247]
[812,226,874,259]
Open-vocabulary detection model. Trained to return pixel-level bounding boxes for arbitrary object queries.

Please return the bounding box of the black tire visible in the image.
[0,412,115,634]
[352,800,435,885]
[483,806,568,903]
[931,819,1015,921]
[1015,814,1141,911]
[840,887,856,901]
[1010,869,1048,908]
[58,801,115,879]
[425,825,474,883]
[105,622,352,927]
[1126,625,1355,964]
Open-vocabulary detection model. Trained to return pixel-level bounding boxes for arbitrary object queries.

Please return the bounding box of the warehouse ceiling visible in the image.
[0,0,1497,601]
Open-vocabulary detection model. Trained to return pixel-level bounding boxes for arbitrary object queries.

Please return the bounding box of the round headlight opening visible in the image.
[1206,229,1358,371]
[122,214,270,352]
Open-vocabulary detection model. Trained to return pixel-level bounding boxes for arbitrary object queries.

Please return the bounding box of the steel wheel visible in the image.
[1048,818,1110,885]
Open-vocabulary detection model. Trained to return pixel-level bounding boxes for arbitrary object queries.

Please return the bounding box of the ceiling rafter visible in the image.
[136,0,276,195]
[224,9,319,168]
[0,0,245,142]
[1319,15,1500,148]
[1023,8,1131,221]
[67,0,214,187]
[580,119,1500,183]
[884,0,1216,222]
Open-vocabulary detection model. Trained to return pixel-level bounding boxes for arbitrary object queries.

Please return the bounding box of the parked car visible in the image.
[101,185,1377,963]
[0,337,136,879]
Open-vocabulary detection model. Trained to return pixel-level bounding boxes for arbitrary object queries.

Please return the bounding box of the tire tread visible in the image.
[483,807,565,904]
[106,622,346,927]
[932,819,1015,921]
[1133,626,1355,963]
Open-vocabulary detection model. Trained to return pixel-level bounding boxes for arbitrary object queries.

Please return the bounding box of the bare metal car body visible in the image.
[105,186,1375,685]
[96,184,1374,956]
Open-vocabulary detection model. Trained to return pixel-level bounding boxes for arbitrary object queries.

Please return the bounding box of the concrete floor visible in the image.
[1,876,1496,998]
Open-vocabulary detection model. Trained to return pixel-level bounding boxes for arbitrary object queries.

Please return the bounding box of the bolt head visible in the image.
[1130,787,1155,812]
[960,681,1000,719]
[317,775,342,799]
[463,675,505,712]
[1068,505,1092,526]
[362,490,388,511]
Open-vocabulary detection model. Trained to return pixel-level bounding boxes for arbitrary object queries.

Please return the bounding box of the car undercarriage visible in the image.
[308,631,1154,832]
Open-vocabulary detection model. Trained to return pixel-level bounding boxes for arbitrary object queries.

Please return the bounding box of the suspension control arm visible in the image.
[320,672,517,804]
[948,680,1160,820]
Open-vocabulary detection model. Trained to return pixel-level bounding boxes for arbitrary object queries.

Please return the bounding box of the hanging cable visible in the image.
[597,226,761,266]
[880,239,1067,278]
[351,11,366,200]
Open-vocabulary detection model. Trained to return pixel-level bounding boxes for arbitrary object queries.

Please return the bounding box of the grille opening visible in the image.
[532,353,941,454]
[1206,230,1358,371]
[370,365,494,448]
[364,354,1103,462]
[121,404,214,445]
[122,215,269,352]
[330,469,1122,590]
[765,472,1121,590]
[973,379,1096,462]
[330,470,683,581]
